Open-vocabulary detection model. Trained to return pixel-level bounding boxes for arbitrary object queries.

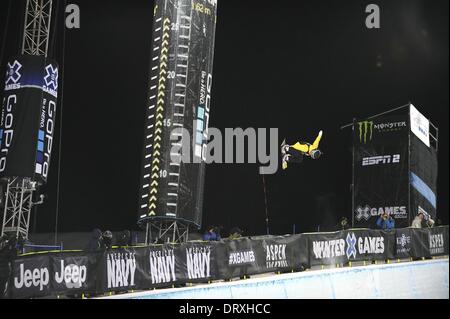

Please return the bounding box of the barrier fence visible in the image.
[0,226,448,299]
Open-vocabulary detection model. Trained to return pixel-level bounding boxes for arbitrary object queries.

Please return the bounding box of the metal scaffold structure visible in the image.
[1,0,53,240]
[22,0,53,57]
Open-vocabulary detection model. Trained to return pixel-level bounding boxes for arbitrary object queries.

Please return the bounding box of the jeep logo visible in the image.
[14,264,49,291]
[54,260,87,288]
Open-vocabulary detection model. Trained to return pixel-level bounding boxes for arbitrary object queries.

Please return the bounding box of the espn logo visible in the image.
[362,154,400,166]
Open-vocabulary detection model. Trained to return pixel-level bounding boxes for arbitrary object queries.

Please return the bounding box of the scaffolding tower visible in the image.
[22,0,54,57]
[1,0,53,240]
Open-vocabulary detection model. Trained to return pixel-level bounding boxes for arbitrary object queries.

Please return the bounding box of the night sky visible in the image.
[0,0,448,237]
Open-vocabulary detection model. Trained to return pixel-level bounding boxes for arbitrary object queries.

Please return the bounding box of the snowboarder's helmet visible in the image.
[310,149,322,159]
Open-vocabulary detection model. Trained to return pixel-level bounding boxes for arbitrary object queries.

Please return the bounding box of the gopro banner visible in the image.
[0,55,58,184]
[353,115,410,228]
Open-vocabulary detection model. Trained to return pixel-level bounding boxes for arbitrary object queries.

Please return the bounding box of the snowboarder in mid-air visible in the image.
[281,130,323,170]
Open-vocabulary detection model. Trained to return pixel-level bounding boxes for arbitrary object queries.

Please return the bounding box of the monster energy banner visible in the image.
[353,115,410,228]
[138,0,218,227]
[0,55,58,184]
[2,227,448,298]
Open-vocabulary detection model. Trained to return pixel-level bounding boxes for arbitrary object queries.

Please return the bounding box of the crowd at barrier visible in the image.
[0,226,448,299]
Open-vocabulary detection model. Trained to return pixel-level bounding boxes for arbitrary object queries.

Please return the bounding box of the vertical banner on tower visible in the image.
[138,0,218,228]
[353,115,410,228]
[408,105,438,221]
[0,55,58,184]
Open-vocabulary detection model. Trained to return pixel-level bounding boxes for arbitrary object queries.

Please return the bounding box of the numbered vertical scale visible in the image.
[138,0,218,243]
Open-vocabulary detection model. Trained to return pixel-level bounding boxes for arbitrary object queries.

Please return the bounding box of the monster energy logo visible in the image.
[358,121,373,143]
[357,120,407,143]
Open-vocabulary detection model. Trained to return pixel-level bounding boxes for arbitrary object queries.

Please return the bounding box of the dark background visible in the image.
[0,0,448,237]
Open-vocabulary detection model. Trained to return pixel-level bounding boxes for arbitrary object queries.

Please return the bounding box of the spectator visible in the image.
[102,230,113,249]
[411,212,424,228]
[85,229,103,252]
[376,212,395,230]
[339,217,350,230]
[426,216,435,228]
[116,230,131,247]
[228,227,243,240]
[202,226,221,241]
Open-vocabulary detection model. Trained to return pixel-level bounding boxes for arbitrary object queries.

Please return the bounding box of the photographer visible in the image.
[411,212,435,228]
[376,212,395,230]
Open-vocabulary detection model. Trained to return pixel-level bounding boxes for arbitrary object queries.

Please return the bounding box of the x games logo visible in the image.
[355,205,371,221]
[5,60,22,88]
[346,233,357,259]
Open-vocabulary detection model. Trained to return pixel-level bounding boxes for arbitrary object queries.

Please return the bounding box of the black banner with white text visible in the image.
[1,227,447,299]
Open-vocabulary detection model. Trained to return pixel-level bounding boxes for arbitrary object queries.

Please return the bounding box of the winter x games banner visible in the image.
[0,55,58,184]
[353,115,410,228]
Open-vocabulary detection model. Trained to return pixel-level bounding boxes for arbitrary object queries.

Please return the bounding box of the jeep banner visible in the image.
[51,253,96,294]
[353,115,410,228]
[11,255,51,299]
